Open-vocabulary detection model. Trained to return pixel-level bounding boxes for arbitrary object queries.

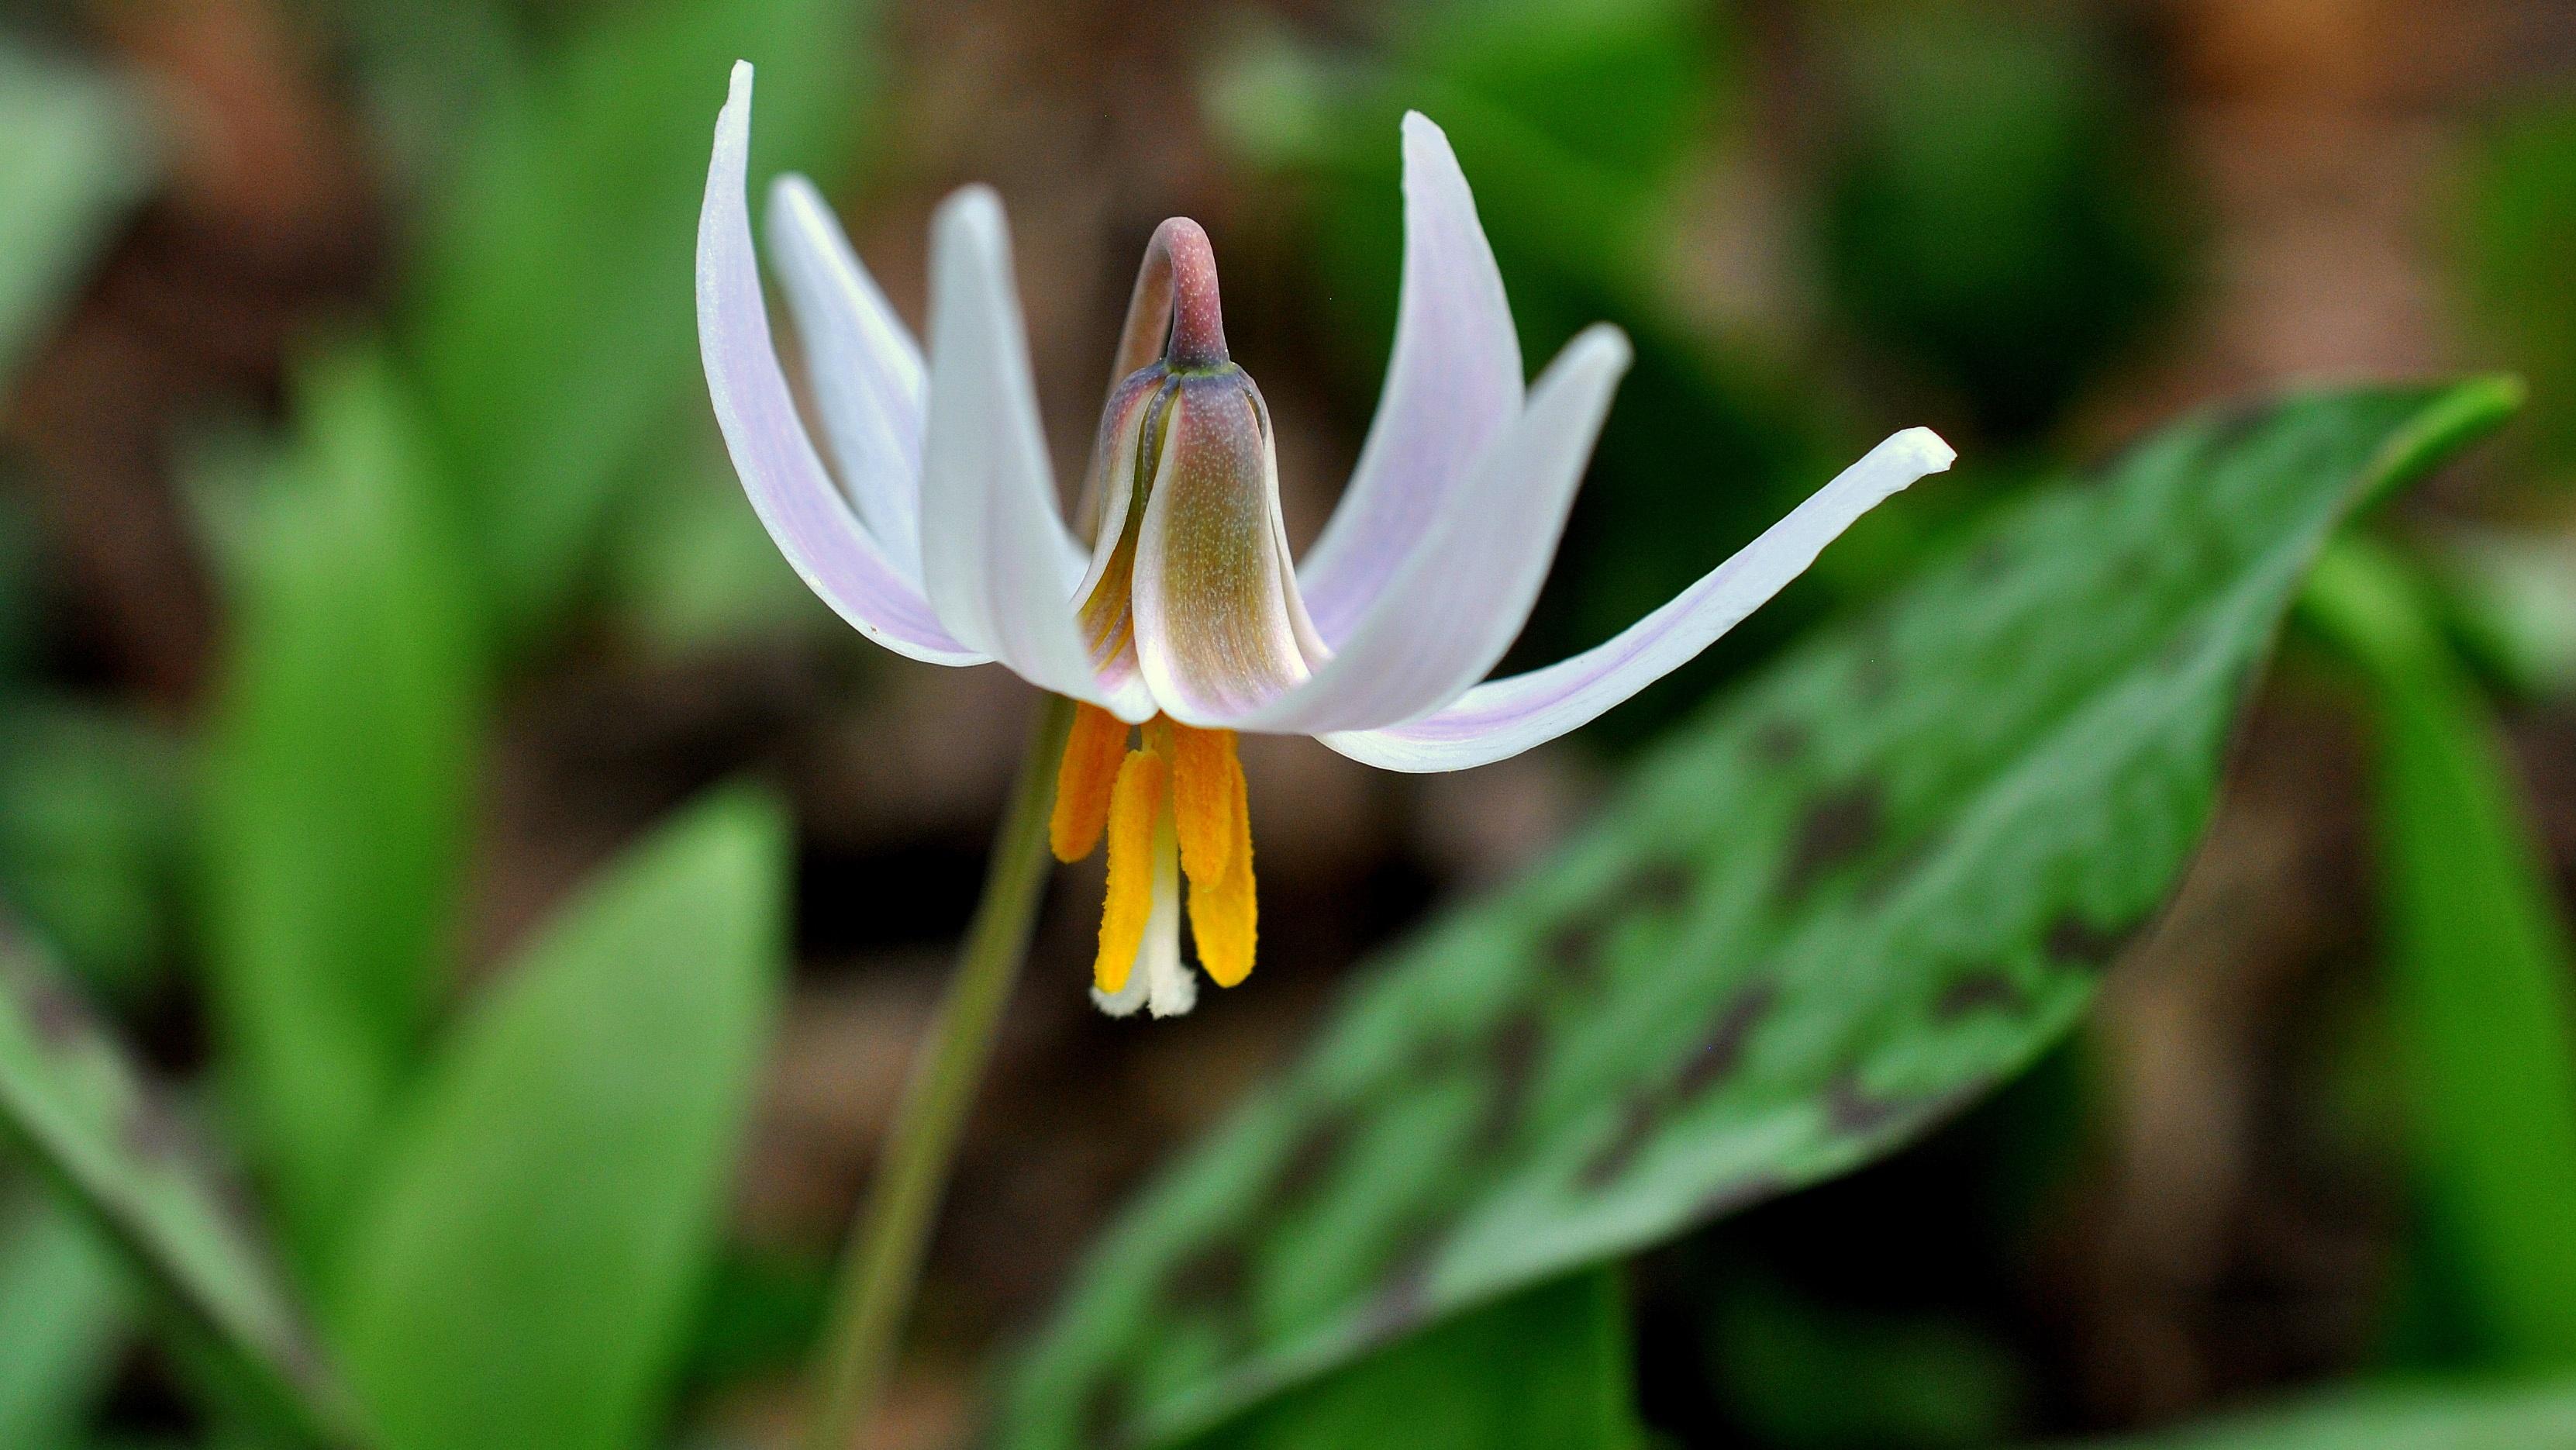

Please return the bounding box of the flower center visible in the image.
[1068,217,1321,728]
[1049,703,1256,1016]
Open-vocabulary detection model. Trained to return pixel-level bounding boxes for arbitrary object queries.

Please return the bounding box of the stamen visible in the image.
[1167,723,1254,988]
[1050,702,1131,861]
[1185,745,1255,989]
[1168,724,1240,883]
[1092,748,1165,994]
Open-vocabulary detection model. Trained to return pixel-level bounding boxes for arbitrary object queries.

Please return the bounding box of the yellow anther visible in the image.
[1050,703,1132,862]
[1092,748,1166,995]
[1168,723,1240,884]
[1184,741,1255,988]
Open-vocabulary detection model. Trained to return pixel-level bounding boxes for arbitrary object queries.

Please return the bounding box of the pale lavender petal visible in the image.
[1322,429,1957,772]
[764,173,927,581]
[1293,112,1524,645]
[698,63,979,664]
[917,185,1156,721]
[1218,325,1630,734]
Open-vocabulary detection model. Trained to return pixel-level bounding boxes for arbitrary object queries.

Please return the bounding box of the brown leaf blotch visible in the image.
[1783,782,1888,898]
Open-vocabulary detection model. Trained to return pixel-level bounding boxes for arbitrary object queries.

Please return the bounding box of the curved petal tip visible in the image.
[1568,321,1633,378]
[932,183,1006,250]
[1893,426,1958,474]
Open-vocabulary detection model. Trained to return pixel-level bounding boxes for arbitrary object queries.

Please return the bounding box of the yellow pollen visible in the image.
[1162,723,1255,988]
[1060,711,1259,1001]
[1185,741,1256,988]
[1168,724,1239,882]
[1050,703,1131,861]
[1092,748,1165,995]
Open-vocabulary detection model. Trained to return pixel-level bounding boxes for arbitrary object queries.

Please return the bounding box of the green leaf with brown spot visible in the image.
[1000,380,2519,1450]
[0,924,350,1442]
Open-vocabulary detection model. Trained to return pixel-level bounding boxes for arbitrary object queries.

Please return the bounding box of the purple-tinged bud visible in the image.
[1071,217,1317,718]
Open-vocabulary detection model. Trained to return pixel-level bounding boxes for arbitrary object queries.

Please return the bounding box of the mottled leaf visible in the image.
[200,350,479,1265]
[2038,1378,2576,1448]
[1002,380,2517,1450]
[327,789,787,1450]
[0,924,347,1440]
[2303,538,2576,1365]
[404,0,874,640]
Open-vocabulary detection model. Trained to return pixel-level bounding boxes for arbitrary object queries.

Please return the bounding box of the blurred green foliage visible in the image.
[201,349,481,1266]
[1186,1269,1644,1450]
[0,1181,131,1449]
[329,789,785,1450]
[2305,537,2576,1369]
[2430,526,2576,699]
[8,1,868,1444]
[2456,97,2576,478]
[0,930,350,1441]
[1705,1270,2023,1450]
[0,700,188,999]
[403,0,874,647]
[2036,1378,2576,1448]
[0,47,152,384]
[1814,1,2185,439]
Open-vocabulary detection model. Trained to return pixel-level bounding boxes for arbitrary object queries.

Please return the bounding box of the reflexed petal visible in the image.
[696,63,979,665]
[918,185,1155,720]
[1133,376,1313,725]
[764,173,927,581]
[1322,429,1957,772]
[1222,325,1631,734]
[1295,112,1525,645]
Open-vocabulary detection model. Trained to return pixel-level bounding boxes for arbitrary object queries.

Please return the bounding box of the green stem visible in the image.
[804,692,1074,1450]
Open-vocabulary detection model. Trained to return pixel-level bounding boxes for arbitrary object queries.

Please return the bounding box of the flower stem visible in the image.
[804,692,1075,1450]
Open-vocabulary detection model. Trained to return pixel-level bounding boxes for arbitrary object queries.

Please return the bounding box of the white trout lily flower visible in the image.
[698,63,1953,1017]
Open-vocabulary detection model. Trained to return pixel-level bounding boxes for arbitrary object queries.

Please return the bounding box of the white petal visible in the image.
[1220,326,1631,734]
[1322,429,1957,772]
[697,63,980,665]
[764,173,927,582]
[1294,112,1525,645]
[917,185,1155,721]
